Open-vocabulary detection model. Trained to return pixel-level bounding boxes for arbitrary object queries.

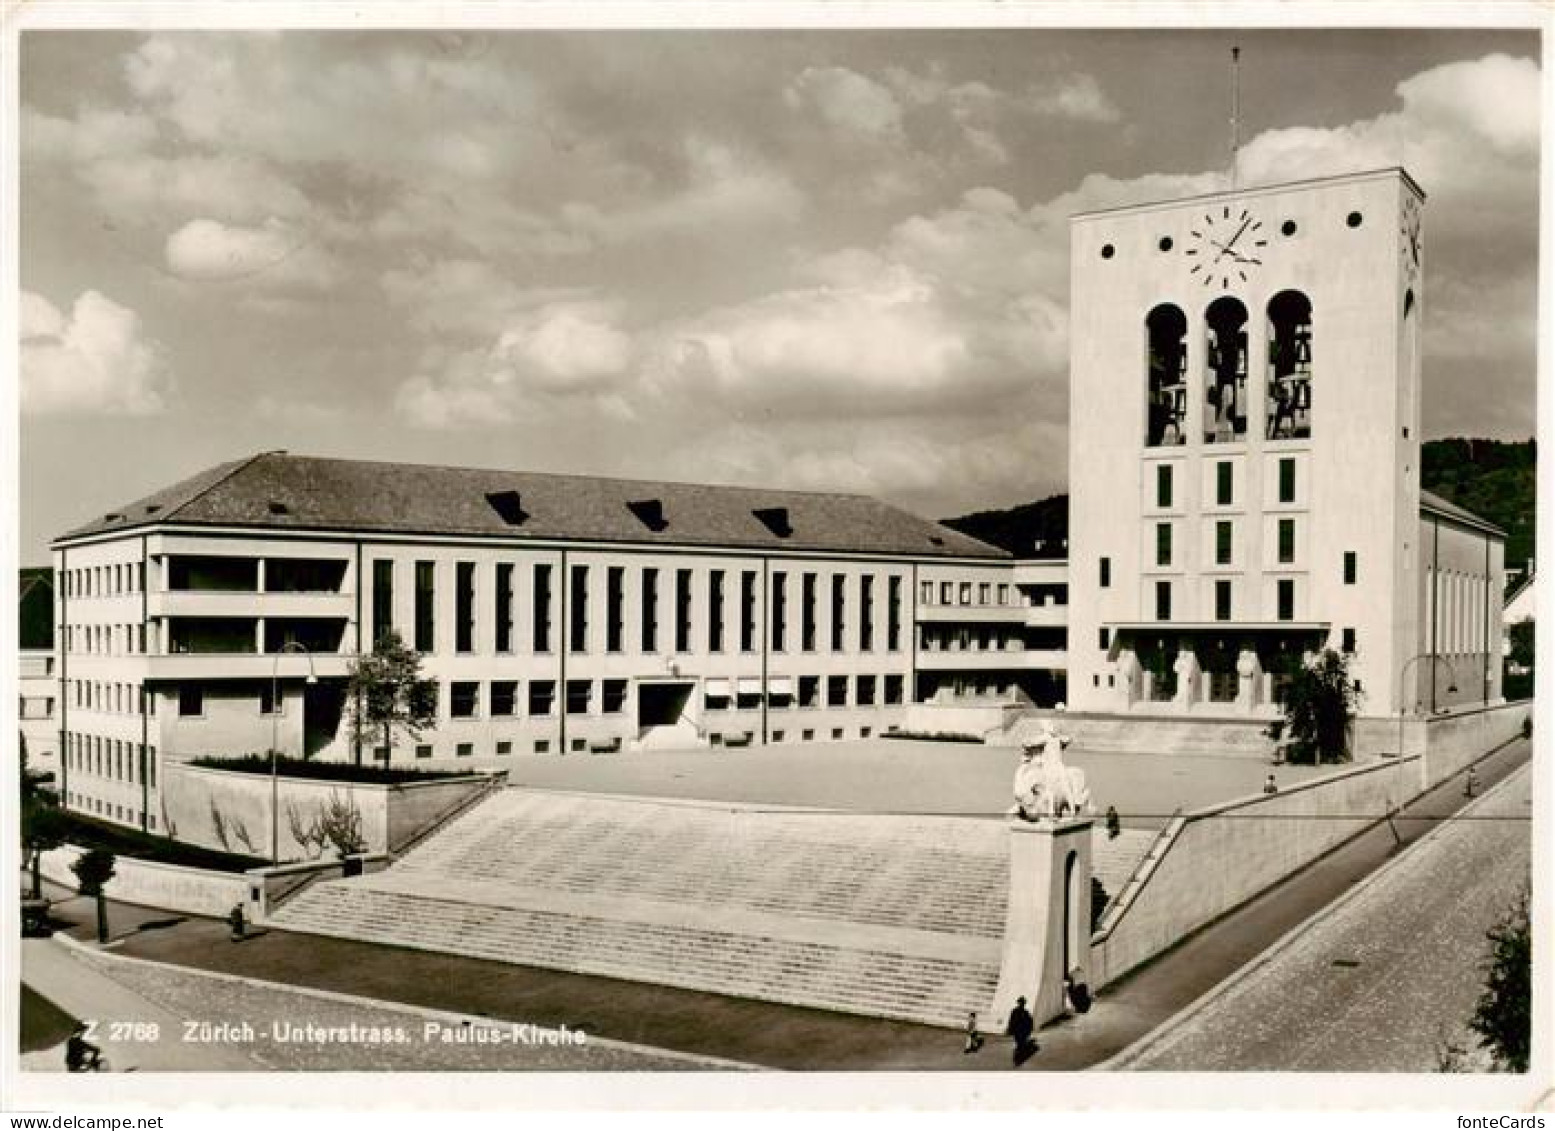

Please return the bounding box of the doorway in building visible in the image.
[637,680,695,746]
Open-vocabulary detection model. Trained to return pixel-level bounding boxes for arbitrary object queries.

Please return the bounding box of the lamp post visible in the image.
[271,640,318,864]
[1396,652,1457,758]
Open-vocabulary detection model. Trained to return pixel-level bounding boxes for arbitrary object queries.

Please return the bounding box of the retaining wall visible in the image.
[38,844,248,919]
[159,763,496,863]
[1089,756,1420,988]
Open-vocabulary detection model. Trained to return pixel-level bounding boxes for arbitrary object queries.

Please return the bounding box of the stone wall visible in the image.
[1089,756,1420,988]
[1418,701,1530,789]
[39,844,248,919]
[900,701,1022,740]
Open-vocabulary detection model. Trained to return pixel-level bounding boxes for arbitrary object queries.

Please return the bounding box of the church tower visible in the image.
[1066,168,1426,717]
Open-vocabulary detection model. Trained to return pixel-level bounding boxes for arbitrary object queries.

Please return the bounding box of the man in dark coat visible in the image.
[1006,997,1037,1065]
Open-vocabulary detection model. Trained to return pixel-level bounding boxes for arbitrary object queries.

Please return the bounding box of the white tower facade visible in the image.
[1066,168,1427,717]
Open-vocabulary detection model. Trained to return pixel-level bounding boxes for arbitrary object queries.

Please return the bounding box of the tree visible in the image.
[1264,648,1359,765]
[19,743,67,899]
[1470,885,1530,1072]
[344,629,437,766]
[70,848,117,944]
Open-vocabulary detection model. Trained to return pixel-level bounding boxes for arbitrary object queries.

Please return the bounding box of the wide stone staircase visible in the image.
[1015,712,1277,758]
[265,789,1153,1028]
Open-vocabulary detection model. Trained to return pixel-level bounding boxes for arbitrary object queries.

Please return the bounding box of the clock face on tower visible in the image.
[1400,196,1423,284]
[1184,204,1268,290]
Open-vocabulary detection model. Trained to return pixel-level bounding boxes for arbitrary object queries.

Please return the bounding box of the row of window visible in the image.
[64,623,145,656]
[66,794,156,828]
[62,561,144,599]
[372,561,906,658]
[1153,457,1299,510]
[71,680,150,715]
[380,724,884,761]
[919,579,1018,607]
[1146,292,1315,448]
[1136,578,1299,623]
[919,626,1026,653]
[1101,547,1359,585]
[64,732,157,788]
[1428,568,1495,657]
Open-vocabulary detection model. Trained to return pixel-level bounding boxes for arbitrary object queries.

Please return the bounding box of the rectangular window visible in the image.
[456,742,474,758]
[607,566,625,653]
[802,573,818,651]
[1156,464,1173,507]
[997,583,1009,606]
[1156,522,1173,567]
[771,572,788,652]
[1216,461,1233,506]
[675,569,693,653]
[1278,457,1296,503]
[740,571,757,652]
[533,564,553,652]
[451,682,479,718]
[856,675,877,706]
[1343,551,1358,585]
[1215,579,1232,621]
[529,680,555,717]
[372,560,394,648]
[414,561,435,652]
[570,565,590,653]
[641,568,659,653]
[1278,579,1295,622]
[977,582,991,605]
[708,570,726,651]
[940,581,953,604]
[1099,557,1111,588]
[920,580,933,604]
[799,675,820,708]
[959,582,972,606]
[1155,580,1172,621]
[455,561,476,653]
[496,741,512,756]
[179,685,203,716]
[1341,627,1356,654]
[1216,520,1233,566]
[495,564,515,653]
[566,679,592,715]
[1098,627,1110,650]
[826,675,848,707]
[860,575,875,651]
[884,674,904,705]
[887,576,902,651]
[490,681,517,716]
[602,679,628,713]
[1278,518,1296,564]
[415,744,432,760]
[259,683,280,715]
[830,575,846,651]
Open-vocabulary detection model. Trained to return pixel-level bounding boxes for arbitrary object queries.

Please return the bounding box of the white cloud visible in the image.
[164,218,339,288]
[20,290,170,416]
[785,66,906,145]
[380,258,587,338]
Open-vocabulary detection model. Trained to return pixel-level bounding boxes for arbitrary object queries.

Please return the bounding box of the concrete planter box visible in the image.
[39,844,250,919]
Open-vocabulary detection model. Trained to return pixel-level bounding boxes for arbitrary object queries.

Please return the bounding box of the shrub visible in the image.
[189,754,472,784]
[1470,885,1530,1072]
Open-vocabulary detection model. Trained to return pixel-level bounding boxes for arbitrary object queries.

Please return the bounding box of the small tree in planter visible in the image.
[319,791,367,875]
[70,848,117,943]
[345,630,437,766]
[1264,649,1360,765]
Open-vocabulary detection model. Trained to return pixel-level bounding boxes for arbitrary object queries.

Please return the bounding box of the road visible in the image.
[1114,761,1532,1071]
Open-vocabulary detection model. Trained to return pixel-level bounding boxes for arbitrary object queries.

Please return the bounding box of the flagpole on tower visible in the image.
[1229,45,1241,189]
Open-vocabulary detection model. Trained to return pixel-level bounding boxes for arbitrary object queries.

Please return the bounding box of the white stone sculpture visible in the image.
[1010,719,1092,821]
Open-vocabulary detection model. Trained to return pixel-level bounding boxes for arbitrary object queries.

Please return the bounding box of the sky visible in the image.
[14,23,1542,565]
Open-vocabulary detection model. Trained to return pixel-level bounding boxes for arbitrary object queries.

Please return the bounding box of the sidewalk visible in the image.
[26,737,1530,1071]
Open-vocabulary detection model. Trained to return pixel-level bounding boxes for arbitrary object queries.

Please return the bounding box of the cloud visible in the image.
[785,66,906,145]
[395,300,636,426]
[380,258,588,338]
[20,290,170,415]
[164,218,340,288]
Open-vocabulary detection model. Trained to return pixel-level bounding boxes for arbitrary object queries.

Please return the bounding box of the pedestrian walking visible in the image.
[228,902,246,942]
[964,1011,983,1054]
[1464,765,1479,797]
[1264,773,1278,795]
[1005,996,1037,1065]
[1065,968,1092,1014]
[1105,805,1121,840]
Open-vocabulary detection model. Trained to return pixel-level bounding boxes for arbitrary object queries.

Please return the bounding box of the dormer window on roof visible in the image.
[753,506,793,538]
[486,490,528,526]
[628,498,668,532]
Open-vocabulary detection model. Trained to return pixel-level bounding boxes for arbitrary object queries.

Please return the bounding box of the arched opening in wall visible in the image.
[1204,297,1249,443]
[1266,290,1313,440]
[1146,304,1188,447]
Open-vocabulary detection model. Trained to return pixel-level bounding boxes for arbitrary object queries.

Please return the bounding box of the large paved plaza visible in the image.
[505,736,1343,829]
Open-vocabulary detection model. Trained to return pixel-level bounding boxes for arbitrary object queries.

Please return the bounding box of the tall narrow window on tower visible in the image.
[371,560,393,648]
[414,561,435,652]
[1146,304,1188,447]
[1204,297,1249,443]
[1267,291,1313,439]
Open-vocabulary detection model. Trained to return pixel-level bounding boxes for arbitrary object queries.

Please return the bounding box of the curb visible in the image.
[1095,754,1530,1070]
[51,931,764,1072]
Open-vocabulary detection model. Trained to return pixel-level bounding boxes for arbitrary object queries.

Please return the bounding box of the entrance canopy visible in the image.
[1106,622,1329,663]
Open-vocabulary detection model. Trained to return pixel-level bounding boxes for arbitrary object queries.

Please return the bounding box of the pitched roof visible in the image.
[55,452,1008,559]
[1420,489,1505,538]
